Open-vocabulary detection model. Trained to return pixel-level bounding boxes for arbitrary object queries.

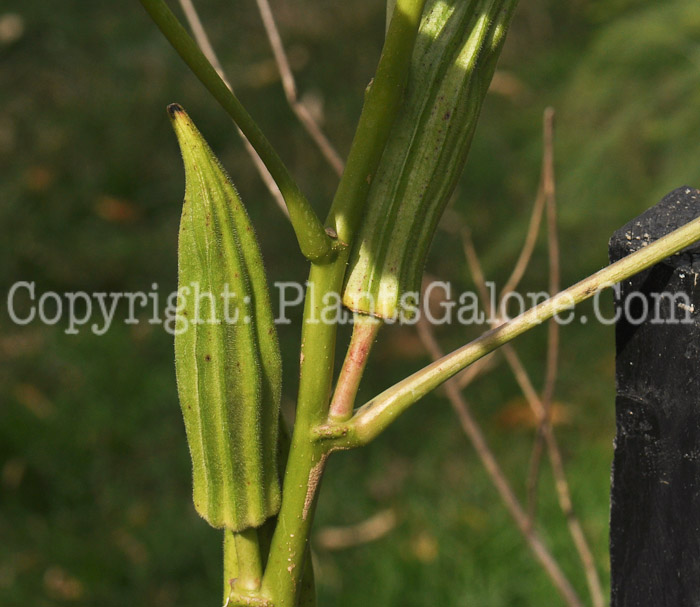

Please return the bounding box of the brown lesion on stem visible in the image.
[328,313,382,422]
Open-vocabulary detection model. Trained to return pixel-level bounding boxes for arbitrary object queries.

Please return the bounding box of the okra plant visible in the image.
[138,0,700,605]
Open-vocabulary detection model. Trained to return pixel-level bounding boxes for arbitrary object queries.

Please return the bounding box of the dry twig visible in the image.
[315,509,397,551]
[525,107,560,523]
[455,351,498,389]
[501,348,604,607]
[177,0,289,215]
[457,107,605,606]
[253,0,345,177]
[501,181,547,297]
[461,236,604,607]
[416,317,583,607]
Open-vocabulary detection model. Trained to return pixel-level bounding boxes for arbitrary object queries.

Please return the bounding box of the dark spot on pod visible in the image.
[204,354,212,362]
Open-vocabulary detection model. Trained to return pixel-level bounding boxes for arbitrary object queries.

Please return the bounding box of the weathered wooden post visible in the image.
[609,186,700,606]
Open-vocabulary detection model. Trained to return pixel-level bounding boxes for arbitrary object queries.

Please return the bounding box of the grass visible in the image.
[2,0,698,605]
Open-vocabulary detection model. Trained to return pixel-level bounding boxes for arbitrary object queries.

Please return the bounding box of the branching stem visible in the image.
[259,2,427,604]
[316,214,700,448]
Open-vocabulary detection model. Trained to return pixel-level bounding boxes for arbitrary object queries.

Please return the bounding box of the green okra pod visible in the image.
[343,0,519,319]
[170,104,281,531]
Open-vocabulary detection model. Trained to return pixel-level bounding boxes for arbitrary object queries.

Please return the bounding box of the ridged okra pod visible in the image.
[169,104,282,531]
[343,0,519,319]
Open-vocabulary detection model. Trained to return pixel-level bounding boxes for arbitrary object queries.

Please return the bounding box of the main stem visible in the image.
[260,261,339,607]
[261,1,427,604]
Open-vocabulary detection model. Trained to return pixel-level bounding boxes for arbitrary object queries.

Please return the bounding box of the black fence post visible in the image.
[609,186,700,606]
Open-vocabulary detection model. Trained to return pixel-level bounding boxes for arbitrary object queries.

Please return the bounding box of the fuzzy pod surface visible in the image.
[170,104,281,531]
[343,0,519,319]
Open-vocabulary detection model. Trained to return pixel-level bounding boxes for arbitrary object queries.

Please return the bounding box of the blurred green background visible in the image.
[2,0,699,605]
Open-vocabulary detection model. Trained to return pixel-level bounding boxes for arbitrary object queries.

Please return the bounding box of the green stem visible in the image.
[261,2,427,604]
[232,528,264,592]
[260,261,338,607]
[316,214,700,449]
[138,0,332,262]
[298,548,317,607]
[223,530,238,603]
[327,0,429,243]
[224,529,270,606]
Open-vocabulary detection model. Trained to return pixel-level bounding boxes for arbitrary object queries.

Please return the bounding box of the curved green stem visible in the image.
[139,0,332,261]
[315,215,700,449]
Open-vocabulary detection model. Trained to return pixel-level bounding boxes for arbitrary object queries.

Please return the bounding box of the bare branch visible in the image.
[315,509,396,551]
[462,217,605,607]
[502,348,605,607]
[501,188,546,297]
[177,0,289,216]
[253,0,345,177]
[456,351,498,389]
[542,107,561,403]
[526,107,560,525]
[415,317,583,607]
[499,106,565,298]
[177,0,225,80]
[462,226,491,306]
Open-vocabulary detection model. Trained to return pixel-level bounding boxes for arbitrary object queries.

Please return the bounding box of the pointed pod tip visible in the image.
[167,103,185,119]
[167,103,198,151]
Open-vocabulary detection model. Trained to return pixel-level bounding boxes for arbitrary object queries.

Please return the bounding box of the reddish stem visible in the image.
[328,314,382,422]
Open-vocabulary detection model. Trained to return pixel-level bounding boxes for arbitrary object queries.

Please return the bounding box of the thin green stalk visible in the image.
[232,528,264,592]
[223,530,237,603]
[139,0,332,262]
[315,214,700,449]
[224,529,271,606]
[327,0,429,243]
[261,1,427,604]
